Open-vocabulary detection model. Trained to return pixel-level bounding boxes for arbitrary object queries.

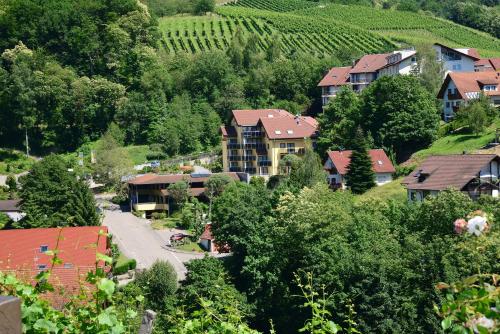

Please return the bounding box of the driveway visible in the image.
[102,209,204,280]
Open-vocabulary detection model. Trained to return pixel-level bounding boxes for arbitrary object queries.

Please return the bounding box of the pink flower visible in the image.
[454,219,467,234]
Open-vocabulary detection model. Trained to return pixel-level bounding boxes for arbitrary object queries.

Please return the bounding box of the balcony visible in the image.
[243,143,266,149]
[228,155,257,161]
[227,143,241,149]
[258,160,272,167]
[279,148,296,154]
[242,131,264,138]
[229,167,242,172]
[447,92,461,100]
[244,168,257,174]
[133,202,168,211]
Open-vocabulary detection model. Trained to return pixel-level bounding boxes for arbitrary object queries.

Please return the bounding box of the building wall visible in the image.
[266,137,310,176]
[441,80,463,121]
[321,86,341,106]
[324,157,393,188]
[433,45,475,74]
[376,173,393,185]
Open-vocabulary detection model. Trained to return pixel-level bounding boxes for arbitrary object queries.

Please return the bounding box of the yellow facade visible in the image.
[133,203,168,211]
[222,118,313,177]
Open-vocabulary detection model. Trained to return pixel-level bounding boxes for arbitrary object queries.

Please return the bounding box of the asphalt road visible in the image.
[102,209,204,280]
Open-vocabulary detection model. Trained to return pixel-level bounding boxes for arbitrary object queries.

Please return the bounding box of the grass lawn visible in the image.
[358,178,407,203]
[125,145,156,165]
[151,217,179,230]
[0,149,36,174]
[175,240,204,253]
[410,119,500,164]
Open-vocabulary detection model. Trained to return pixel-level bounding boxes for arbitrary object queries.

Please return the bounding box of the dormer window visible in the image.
[483,85,497,91]
[268,114,274,118]
[275,130,281,135]
[377,160,383,165]
[40,245,48,253]
[287,130,293,134]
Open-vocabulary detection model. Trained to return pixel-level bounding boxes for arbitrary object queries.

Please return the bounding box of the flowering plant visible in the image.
[453,210,493,236]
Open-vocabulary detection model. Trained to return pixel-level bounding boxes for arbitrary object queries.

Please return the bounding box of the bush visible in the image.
[152,212,167,220]
[394,164,416,178]
[113,256,137,275]
[146,152,168,160]
[135,260,177,309]
[111,194,128,205]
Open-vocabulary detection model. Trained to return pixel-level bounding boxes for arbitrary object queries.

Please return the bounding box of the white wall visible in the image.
[433,45,475,74]
[442,80,463,121]
[375,173,393,185]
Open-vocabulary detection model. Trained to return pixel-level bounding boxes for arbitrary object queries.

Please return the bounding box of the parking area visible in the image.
[102,209,204,280]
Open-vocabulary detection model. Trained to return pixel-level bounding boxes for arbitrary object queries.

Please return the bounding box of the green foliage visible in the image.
[0,212,10,229]
[288,144,327,190]
[454,95,498,135]
[345,129,376,194]
[168,180,191,208]
[360,75,440,161]
[135,260,178,310]
[17,155,100,228]
[0,149,35,174]
[436,274,499,334]
[415,43,446,96]
[113,255,137,276]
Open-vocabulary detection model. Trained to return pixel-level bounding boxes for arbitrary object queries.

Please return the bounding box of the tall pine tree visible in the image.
[345,128,376,194]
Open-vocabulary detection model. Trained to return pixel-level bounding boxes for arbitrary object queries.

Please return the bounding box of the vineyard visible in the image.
[158,7,394,56]
[157,0,500,58]
[227,0,317,12]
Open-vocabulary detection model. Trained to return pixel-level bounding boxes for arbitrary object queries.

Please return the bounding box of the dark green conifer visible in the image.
[345,128,376,194]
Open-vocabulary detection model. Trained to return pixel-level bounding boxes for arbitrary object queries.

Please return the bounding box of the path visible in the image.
[102,210,204,280]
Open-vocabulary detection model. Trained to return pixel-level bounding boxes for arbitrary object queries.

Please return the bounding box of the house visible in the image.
[0,199,24,222]
[475,58,500,72]
[0,226,109,308]
[402,154,500,202]
[437,71,500,121]
[221,109,318,177]
[318,50,417,107]
[432,43,480,74]
[127,171,248,217]
[324,149,396,190]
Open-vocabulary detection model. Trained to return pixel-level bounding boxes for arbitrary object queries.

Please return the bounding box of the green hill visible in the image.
[158,0,500,57]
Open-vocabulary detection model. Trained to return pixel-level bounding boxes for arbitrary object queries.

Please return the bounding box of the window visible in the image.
[446,102,450,108]
[260,167,269,175]
[37,264,47,271]
[411,57,416,62]
[287,130,294,135]
[280,143,286,148]
[287,143,295,148]
[231,150,238,156]
[274,130,281,135]
[64,263,73,269]
[448,88,452,95]
[452,64,462,71]
[230,162,238,167]
[484,85,498,91]
[245,150,252,155]
[40,245,48,253]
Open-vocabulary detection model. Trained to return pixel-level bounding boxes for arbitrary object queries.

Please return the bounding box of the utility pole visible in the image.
[25,127,29,158]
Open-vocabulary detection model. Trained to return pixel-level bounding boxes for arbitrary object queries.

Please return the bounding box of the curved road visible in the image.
[102,209,204,280]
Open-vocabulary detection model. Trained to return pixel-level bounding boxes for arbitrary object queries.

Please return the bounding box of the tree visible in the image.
[289,144,327,189]
[265,34,282,62]
[168,180,190,209]
[17,155,100,228]
[192,0,215,15]
[205,174,234,220]
[344,128,376,194]
[414,43,445,96]
[360,75,439,161]
[94,129,134,191]
[135,260,177,310]
[454,95,497,135]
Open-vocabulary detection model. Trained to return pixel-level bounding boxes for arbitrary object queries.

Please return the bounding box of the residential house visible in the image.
[0,226,109,308]
[324,149,396,190]
[475,58,500,72]
[221,109,318,177]
[318,50,417,107]
[127,171,248,217]
[432,43,480,74]
[402,154,500,202]
[437,71,500,121]
[318,66,352,106]
[0,199,24,222]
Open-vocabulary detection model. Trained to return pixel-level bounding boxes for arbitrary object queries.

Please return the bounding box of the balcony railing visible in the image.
[227,143,241,149]
[258,160,272,167]
[229,167,242,172]
[133,202,168,211]
[242,131,264,138]
[228,155,257,161]
[244,168,257,174]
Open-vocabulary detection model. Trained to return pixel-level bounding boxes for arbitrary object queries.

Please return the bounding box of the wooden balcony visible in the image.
[133,202,168,211]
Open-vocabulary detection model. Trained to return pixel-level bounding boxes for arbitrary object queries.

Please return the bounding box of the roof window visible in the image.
[37,264,47,271]
[377,160,383,165]
[268,114,274,118]
[287,130,294,134]
[64,263,73,269]
[40,245,48,253]
[275,130,281,135]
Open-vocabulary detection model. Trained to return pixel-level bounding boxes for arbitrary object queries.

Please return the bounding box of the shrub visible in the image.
[394,164,416,178]
[135,260,177,309]
[113,257,137,275]
[152,212,167,220]
[146,152,168,160]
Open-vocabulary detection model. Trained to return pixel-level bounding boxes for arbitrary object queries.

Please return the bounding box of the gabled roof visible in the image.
[433,43,481,61]
[326,149,395,175]
[259,115,318,140]
[0,199,21,212]
[200,224,214,241]
[437,71,500,100]
[318,66,352,87]
[350,53,391,74]
[402,154,499,191]
[232,109,290,126]
[128,172,242,185]
[475,58,500,72]
[0,226,108,307]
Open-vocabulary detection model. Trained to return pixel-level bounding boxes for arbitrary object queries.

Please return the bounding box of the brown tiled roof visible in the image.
[350,53,391,74]
[200,224,214,240]
[467,48,480,59]
[437,72,500,100]
[402,154,499,191]
[326,149,396,175]
[259,115,318,140]
[318,66,352,87]
[0,199,21,212]
[128,172,242,185]
[475,58,500,71]
[232,109,291,126]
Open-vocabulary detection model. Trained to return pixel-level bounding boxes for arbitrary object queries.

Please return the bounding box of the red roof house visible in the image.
[0,226,109,307]
[324,149,395,189]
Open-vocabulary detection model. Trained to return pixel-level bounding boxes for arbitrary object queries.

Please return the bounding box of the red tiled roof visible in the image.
[259,115,318,140]
[0,199,21,212]
[128,172,242,185]
[402,154,499,191]
[437,72,500,100]
[232,109,291,126]
[200,224,214,241]
[0,226,108,307]
[475,58,500,72]
[326,149,396,175]
[350,53,391,74]
[318,66,352,87]
[467,48,480,59]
